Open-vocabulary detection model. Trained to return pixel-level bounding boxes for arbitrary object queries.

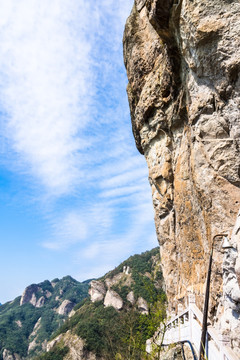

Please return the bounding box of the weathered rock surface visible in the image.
[57,299,75,316]
[103,290,123,310]
[127,290,135,304]
[2,350,21,360]
[36,296,45,308]
[124,0,240,352]
[137,296,149,314]
[15,320,22,328]
[89,280,106,302]
[28,317,41,354]
[20,284,53,307]
[47,331,101,360]
[217,210,240,349]
[20,284,41,306]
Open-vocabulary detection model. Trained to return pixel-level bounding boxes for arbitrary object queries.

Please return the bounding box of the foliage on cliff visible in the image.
[104,247,160,279]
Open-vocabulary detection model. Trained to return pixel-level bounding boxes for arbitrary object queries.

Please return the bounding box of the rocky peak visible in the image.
[57,299,75,316]
[123,265,131,274]
[103,290,123,310]
[88,249,162,314]
[126,290,135,304]
[0,276,90,359]
[89,280,106,302]
[2,350,21,360]
[20,283,53,307]
[20,284,41,306]
[123,0,240,353]
[39,248,164,360]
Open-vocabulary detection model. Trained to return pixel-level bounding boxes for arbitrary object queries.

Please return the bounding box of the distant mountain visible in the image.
[38,247,166,360]
[0,276,90,360]
[0,247,166,360]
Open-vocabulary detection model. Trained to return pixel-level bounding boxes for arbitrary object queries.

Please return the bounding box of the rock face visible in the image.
[127,290,135,304]
[89,280,106,302]
[137,297,149,314]
[57,300,75,316]
[2,350,21,360]
[89,271,133,310]
[47,331,100,360]
[20,284,53,307]
[103,290,123,310]
[36,296,45,308]
[218,210,240,349]
[123,0,240,352]
[20,284,41,306]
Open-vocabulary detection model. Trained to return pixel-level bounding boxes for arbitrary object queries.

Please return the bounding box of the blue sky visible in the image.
[0,0,157,304]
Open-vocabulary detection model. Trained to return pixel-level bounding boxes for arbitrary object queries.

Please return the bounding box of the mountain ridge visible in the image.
[0,247,165,360]
[0,276,90,360]
[37,246,166,360]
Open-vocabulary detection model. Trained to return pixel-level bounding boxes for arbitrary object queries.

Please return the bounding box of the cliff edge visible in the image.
[123,0,240,351]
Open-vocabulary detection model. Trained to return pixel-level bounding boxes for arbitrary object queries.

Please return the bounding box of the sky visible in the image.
[0,0,157,304]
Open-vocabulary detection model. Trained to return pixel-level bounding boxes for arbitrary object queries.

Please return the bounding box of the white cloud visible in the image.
[75,263,115,283]
[0,0,94,195]
[100,184,146,199]
[43,211,88,250]
[75,202,158,280]
[0,0,158,280]
[100,168,147,189]
[80,195,156,261]
[0,0,136,196]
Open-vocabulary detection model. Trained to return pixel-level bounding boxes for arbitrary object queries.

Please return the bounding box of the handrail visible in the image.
[166,309,189,326]
[148,295,238,360]
[181,340,198,360]
[190,304,203,323]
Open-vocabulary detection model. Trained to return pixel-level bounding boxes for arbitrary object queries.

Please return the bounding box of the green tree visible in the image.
[115,281,167,360]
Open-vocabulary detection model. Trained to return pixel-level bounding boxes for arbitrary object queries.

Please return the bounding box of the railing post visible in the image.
[219,334,231,360]
[178,303,183,342]
[188,294,195,344]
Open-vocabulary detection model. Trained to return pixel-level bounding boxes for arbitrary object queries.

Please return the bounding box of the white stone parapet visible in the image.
[147,294,238,360]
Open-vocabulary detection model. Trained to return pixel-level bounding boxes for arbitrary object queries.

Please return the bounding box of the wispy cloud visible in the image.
[74,201,157,280]
[0,0,158,289]
[0,0,95,195]
[0,0,137,196]
[43,211,88,250]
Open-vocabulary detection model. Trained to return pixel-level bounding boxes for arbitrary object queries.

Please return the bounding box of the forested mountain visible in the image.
[37,247,166,360]
[0,247,166,360]
[0,276,90,359]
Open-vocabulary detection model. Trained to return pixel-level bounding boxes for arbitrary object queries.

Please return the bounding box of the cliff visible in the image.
[123,0,240,351]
